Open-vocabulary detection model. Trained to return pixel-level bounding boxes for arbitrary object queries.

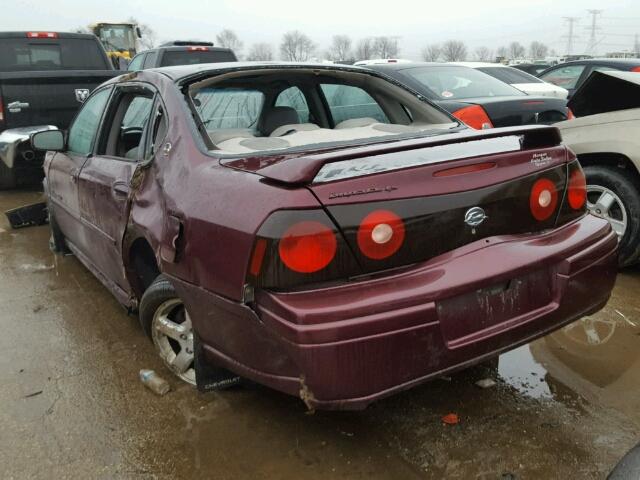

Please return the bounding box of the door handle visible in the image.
[111,181,130,198]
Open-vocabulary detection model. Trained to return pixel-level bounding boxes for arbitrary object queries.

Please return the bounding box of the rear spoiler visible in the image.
[235,125,562,186]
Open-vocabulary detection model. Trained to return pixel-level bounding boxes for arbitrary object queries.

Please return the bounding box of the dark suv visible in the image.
[127,41,237,70]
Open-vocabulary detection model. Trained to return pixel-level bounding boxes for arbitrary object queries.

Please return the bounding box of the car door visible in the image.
[76,83,156,290]
[539,64,588,98]
[47,86,112,249]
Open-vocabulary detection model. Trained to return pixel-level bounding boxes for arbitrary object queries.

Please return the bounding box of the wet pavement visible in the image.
[1,190,639,479]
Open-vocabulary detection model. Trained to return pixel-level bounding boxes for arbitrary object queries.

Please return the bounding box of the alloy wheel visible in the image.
[586,185,627,239]
[151,298,196,385]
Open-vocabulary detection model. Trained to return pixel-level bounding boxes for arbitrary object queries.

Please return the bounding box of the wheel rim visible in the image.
[151,298,196,385]
[586,185,627,240]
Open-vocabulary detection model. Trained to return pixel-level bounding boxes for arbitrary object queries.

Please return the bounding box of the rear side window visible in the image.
[127,53,145,71]
[539,65,586,89]
[479,67,542,84]
[160,49,236,67]
[68,88,111,154]
[275,87,310,123]
[194,88,264,130]
[0,38,108,71]
[320,84,388,124]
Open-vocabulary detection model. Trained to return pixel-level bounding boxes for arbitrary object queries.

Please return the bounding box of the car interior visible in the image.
[187,68,458,154]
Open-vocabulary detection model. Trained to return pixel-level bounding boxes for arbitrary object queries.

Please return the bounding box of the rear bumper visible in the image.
[173,214,617,410]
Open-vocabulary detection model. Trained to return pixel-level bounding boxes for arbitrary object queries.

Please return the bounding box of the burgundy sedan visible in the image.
[31,63,617,410]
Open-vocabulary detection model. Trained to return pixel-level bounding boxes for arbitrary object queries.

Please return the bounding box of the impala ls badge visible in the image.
[464,206,488,229]
[75,89,90,103]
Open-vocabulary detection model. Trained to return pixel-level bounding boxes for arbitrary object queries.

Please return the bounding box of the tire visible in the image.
[583,165,640,267]
[139,275,196,384]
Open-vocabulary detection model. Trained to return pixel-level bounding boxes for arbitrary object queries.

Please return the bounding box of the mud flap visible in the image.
[194,332,242,392]
[5,202,48,229]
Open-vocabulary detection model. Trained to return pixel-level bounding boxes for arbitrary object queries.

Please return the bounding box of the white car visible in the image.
[454,62,569,99]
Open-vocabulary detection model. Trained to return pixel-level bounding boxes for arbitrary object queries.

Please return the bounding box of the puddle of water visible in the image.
[499,344,552,399]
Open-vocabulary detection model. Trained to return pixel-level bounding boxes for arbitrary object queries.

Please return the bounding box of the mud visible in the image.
[1,190,638,479]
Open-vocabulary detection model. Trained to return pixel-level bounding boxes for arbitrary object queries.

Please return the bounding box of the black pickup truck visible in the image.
[0,31,118,188]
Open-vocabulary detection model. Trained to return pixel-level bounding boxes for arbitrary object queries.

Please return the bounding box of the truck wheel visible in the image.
[139,275,196,385]
[0,160,16,189]
[584,165,640,267]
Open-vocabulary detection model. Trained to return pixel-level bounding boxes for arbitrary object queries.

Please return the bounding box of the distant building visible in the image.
[606,51,639,59]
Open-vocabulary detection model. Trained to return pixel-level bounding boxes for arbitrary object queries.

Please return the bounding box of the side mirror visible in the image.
[31,130,65,152]
[136,27,142,39]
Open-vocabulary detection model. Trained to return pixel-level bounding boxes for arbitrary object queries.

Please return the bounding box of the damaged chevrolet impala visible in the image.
[32,62,618,410]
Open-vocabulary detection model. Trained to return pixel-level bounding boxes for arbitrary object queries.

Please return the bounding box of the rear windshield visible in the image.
[478,67,543,84]
[0,38,108,71]
[160,50,236,67]
[402,66,525,100]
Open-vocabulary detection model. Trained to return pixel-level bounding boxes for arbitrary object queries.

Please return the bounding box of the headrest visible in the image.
[261,106,299,136]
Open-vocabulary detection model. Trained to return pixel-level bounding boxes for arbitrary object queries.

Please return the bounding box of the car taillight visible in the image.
[631,66,640,73]
[452,105,494,130]
[188,46,209,51]
[279,221,337,273]
[26,32,58,39]
[530,178,559,221]
[0,95,4,122]
[247,210,360,289]
[568,166,587,210]
[567,108,576,120]
[357,210,405,259]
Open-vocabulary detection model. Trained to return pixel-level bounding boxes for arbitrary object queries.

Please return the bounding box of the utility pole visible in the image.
[563,17,580,56]
[585,9,603,55]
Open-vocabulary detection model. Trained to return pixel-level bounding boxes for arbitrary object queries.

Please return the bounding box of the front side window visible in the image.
[194,88,264,130]
[539,65,586,89]
[67,88,111,154]
[402,66,525,100]
[320,84,388,124]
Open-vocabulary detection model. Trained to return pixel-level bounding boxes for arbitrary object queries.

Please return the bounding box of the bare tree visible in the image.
[280,31,315,61]
[355,38,375,60]
[529,41,549,60]
[508,41,526,60]
[327,35,352,62]
[246,43,274,61]
[216,29,243,55]
[127,17,156,50]
[474,46,493,62]
[421,44,441,62]
[373,36,399,59]
[441,40,467,61]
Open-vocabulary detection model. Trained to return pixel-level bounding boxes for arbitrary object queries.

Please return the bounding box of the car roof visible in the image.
[367,62,464,71]
[0,31,97,40]
[145,61,376,81]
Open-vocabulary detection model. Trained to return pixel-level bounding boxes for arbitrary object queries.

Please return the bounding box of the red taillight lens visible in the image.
[26,32,58,39]
[631,66,640,73]
[452,105,494,130]
[530,178,559,221]
[567,108,575,120]
[278,221,337,273]
[0,95,4,122]
[357,210,405,260]
[568,167,587,210]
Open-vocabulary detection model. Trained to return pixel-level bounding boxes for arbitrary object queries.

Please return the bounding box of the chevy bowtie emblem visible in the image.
[464,206,488,227]
[75,88,90,103]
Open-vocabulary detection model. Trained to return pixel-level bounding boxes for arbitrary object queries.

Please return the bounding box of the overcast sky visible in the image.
[6,0,640,59]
